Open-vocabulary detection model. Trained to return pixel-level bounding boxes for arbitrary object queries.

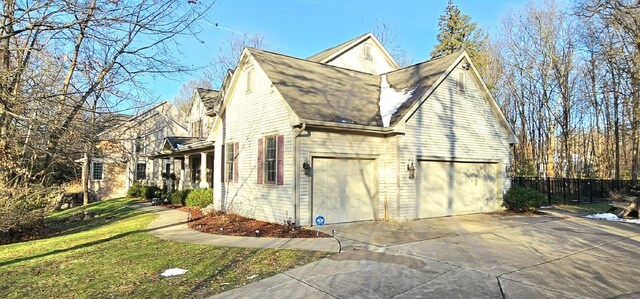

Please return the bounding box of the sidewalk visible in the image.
[128,202,340,252]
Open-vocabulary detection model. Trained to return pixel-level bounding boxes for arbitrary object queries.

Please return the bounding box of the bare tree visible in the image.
[203,33,271,88]
[0,0,214,190]
[373,19,413,67]
[173,79,213,113]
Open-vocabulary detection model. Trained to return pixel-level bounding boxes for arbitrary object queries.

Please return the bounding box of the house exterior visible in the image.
[204,33,518,226]
[149,88,217,191]
[88,101,188,199]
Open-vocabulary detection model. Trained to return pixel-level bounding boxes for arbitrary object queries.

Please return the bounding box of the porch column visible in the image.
[183,155,190,190]
[166,157,172,193]
[153,158,165,187]
[200,152,208,188]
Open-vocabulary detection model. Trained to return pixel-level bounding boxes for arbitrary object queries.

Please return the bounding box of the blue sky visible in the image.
[149,0,534,103]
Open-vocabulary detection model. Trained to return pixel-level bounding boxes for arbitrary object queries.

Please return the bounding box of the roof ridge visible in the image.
[382,51,464,75]
[246,46,380,77]
[306,32,371,62]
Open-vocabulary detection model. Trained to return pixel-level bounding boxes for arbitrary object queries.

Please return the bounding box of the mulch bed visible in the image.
[178,207,330,238]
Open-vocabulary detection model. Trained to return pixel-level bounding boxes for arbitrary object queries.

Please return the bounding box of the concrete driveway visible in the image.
[209,212,640,298]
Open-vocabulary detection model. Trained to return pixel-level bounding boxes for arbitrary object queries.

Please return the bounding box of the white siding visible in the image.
[187,95,214,138]
[397,62,511,219]
[298,131,396,226]
[214,58,296,224]
[327,40,397,75]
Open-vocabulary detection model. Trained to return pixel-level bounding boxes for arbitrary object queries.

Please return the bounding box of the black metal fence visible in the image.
[511,177,640,205]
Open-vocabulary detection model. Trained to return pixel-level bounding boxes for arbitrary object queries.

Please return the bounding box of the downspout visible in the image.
[293,123,306,226]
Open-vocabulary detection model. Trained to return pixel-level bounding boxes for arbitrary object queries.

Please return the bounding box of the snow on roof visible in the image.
[379,74,415,127]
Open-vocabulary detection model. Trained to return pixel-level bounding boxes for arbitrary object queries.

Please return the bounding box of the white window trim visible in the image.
[225,142,235,182]
[91,161,104,181]
[458,72,466,92]
[135,162,146,181]
[264,135,277,185]
[246,68,254,93]
[363,43,373,61]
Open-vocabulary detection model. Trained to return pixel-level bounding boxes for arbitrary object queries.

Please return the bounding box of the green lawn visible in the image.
[553,203,613,216]
[0,198,328,298]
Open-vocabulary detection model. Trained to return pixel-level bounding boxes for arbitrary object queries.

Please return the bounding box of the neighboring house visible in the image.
[87,101,188,199]
[150,88,217,191]
[204,32,518,226]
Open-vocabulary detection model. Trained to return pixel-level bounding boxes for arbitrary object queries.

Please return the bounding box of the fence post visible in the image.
[547,177,551,205]
[562,177,567,204]
[577,179,581,204]
[589,179,593,204]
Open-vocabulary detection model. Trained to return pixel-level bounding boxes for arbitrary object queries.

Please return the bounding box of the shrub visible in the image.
[503,186,545,212]
[185,188,213,208]
[143,185,161,200]
[127,182,144,198]
[0,183,53,244]
[169,189,191,206]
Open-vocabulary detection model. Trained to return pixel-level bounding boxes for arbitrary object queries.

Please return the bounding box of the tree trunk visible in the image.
[82,153,90,205]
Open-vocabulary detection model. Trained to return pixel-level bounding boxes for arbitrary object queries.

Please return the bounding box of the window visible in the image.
[363,43,372,61]
[265,136,277,184]
[191,156,201,182]
[92,162,103,180]
[458,72,466,92]
[136,162,146,181]
[135,137,143,153]
[191,120,202,137]
[225,143,235,182]
[257,135,284,186]
[246,69,253,92]
[164,161,171,176]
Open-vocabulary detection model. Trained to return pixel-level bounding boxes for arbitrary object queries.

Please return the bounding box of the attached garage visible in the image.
[312,157,378,224]
[416,160,500,218]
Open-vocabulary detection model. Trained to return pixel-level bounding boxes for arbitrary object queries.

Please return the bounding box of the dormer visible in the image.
[187,88,218,138]
[307,33,399,75]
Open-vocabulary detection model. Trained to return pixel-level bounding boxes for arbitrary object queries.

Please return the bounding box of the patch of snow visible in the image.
[160,268,188,277]
[585,213,640,224]
[540,206,552,209]
[379,75,415,127]
[247,274,258,279]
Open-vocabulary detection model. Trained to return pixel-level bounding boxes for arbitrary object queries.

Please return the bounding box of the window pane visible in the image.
[265,137,276,183]
[92,162,103,180]
[136,163,146,180]
[226,144,234,181]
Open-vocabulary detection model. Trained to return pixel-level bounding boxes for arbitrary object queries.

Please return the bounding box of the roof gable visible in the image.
[307,33,400,71]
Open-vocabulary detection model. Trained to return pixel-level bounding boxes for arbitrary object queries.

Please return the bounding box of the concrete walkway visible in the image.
[128,202,340,252]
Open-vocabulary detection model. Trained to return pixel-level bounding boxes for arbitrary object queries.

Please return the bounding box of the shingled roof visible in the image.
[196,88,219,111]
[249,48,462,128]
[384,51,462,127]
[250,48,383,127]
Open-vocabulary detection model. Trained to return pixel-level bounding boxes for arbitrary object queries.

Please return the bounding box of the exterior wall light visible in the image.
[407,159,415,179]
[303,159,311,176]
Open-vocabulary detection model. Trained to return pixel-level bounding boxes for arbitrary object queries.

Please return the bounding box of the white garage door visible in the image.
[312,158,377,224]
[416,161,499,218]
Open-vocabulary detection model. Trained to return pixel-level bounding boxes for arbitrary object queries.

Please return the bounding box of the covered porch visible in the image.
[151,137,215,192]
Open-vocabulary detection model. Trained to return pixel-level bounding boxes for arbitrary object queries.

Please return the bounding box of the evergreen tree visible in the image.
[431,0,487,60]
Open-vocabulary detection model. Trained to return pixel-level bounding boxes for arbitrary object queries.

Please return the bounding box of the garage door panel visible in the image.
[417,161,498,218]
[312,158,377,224]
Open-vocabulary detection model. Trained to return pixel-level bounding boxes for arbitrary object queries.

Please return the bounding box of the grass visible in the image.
[553,203,613,216]
[0,198,328,298]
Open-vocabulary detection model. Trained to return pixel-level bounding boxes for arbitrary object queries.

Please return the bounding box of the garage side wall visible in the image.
[218,58,296,224]
[298,131,395,226]
[398,61,512,219]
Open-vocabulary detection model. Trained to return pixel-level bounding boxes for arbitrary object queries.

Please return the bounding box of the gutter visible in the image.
[293,123,306,226]
[301,119,403,136]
